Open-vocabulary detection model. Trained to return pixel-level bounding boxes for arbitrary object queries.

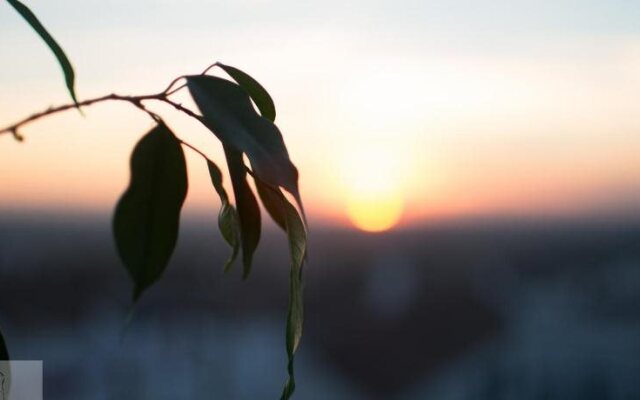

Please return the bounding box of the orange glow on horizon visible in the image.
[1,19,640,224]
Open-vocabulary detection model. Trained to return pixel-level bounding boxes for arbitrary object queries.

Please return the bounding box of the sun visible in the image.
[341,145,405,232]
[347,190,404,232]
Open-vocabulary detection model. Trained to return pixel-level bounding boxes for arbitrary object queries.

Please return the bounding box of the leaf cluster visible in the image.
[2,1,308,398]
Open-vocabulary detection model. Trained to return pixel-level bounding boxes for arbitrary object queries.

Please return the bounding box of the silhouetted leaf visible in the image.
[224,146,261,279]
[254,177,287,231]
[217,63,276,122]
[113,123,188,301]
[206,159,240,272]
[281,190,306,400]
[0,328,8,361]
[283,193,305,346]
[186,75,304,216]
[252,179,306,400]
[7,0,79,106]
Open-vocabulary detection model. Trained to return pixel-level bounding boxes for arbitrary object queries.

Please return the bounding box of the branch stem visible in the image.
[0,91,208,140]
[1,60,224,139]
[0,92,168,137]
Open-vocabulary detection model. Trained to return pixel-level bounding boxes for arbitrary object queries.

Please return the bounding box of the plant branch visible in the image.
[160,75,186,96]
[165,83,187,97]
[157,98,203,121]
[1,60,224,140]
[0,92,165,138]
[200,61,220,75]
[0,90,209,142]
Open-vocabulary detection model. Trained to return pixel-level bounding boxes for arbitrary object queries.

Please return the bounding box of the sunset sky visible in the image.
[1,0,639,230]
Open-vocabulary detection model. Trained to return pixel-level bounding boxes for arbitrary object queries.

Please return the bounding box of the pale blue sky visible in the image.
[2,1,638,33]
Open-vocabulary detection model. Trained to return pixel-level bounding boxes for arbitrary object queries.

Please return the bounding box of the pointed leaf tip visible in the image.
[252,178,305,399]
[206,159,241,272]
[280,190,306,399]
[7,0,79,107]
[113,123,188,301]
[223,146,261,279]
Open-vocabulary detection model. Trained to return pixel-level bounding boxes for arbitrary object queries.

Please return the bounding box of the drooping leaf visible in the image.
[7,0,79,106]
[186,75,304,216]
[254,176,287,231]
[0,327,8,361]
[224,146,261,279]
[278,186,306,400]
[284,201,306,354]
[253,177,306,400]
[216,63,276,122]
[218,65,301,231]
[206,159,240,272]
[113,122,188,301]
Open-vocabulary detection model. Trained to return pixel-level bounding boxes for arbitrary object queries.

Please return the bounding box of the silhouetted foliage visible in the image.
[1,2,307,398]
[206,159,241,272]
[113,123,189,302]
[6,0,78,106]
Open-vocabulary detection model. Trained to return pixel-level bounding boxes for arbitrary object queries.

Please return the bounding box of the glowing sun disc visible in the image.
[347,192,404,232]
[341,144,406,232]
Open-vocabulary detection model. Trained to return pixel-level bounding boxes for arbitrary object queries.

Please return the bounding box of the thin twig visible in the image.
[1,59,227,140]
[201,61,220,75]
[178,138,212,162]
[0,92,163,137]
[158,98,203,121]
[165,83,187,97]
[0,92,209,141]
[160,75,186,95]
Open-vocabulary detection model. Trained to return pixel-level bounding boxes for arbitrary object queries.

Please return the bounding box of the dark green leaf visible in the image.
[186,75,304,217]
[224,146,261,279]
[217,63,276,122]
[206,159,240,272]
[281,190,306,400]
[113,123,188,301]
[282,192,305,354]
[7,0,79,106]
[255,177,287,231]
[0,327,9,361]
[252,179,305,400]
[213,66,293,231]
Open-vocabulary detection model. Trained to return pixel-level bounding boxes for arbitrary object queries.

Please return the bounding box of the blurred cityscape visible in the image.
[0,213,639,399]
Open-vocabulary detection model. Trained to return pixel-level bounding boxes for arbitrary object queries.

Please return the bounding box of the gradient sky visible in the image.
[1,0,639,228]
